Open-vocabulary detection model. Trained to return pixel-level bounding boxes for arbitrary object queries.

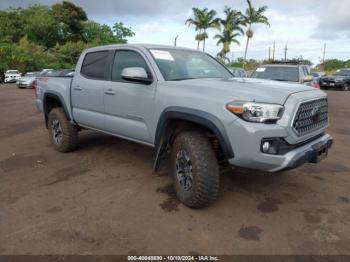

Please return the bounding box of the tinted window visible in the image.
[81,51,109,80]
[302,66,310,77]
[112,50,150,82]
[251,66,299,82]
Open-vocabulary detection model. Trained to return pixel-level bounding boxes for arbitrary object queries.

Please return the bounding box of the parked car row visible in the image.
[1,68,75,88]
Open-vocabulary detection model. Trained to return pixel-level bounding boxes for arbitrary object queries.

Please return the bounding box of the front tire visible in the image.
[342,83,350,91]
[48,108,78,152]
[171,131,219,208]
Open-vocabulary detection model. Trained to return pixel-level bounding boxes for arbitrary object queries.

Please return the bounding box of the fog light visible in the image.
[262,141,270,153]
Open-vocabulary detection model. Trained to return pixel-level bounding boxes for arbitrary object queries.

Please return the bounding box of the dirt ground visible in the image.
[0,83,349,255]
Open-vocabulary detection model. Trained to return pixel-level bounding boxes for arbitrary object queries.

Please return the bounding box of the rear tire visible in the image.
[48,108,78,152]
[170,131,219,208]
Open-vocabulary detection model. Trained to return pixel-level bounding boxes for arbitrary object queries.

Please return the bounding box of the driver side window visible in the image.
[112,50,150,82]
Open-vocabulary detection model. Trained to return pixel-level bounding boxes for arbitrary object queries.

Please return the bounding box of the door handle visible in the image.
[73,86,82,91]
[104,89,116,95]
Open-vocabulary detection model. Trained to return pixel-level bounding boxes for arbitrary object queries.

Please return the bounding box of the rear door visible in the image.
[71,50,113,130]
[104,49,156,144]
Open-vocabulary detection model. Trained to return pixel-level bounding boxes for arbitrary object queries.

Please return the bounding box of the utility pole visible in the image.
[268,47,271,61]
[284,44,288,61]
[272,41,276,61]
[322,43,326,65]
[174,35,178,47]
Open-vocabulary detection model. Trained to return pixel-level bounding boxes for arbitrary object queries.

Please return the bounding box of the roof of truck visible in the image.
[85,43,194,53]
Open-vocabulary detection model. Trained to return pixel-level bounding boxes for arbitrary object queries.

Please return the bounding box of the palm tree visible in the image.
[214,7,244,62]
[215,30,241,62]
[242,0,270,63]
[186,8,220,51]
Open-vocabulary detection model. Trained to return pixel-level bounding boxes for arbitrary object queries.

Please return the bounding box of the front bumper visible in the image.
[320,81,344,88]
[4,78,19,83]
[228,133,333,172]
[17,82,33,87]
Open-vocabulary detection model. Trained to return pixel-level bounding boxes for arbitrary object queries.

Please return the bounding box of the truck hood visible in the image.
[171,78,317,104]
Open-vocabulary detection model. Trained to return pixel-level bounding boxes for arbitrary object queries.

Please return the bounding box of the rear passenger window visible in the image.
[81,51,109,80]
[112,50,150,82]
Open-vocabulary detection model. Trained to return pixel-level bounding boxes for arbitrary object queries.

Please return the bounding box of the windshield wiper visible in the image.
[168,77,197,81]
[272,79,290,82]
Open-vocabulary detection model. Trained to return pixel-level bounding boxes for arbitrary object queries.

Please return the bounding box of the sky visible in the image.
[1,0,350,65]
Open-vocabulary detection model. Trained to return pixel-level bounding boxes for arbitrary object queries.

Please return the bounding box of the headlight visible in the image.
[226,101,284,123]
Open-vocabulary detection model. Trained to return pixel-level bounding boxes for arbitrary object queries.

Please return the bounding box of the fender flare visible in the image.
[43,91,71,121]
[154,106,234,159]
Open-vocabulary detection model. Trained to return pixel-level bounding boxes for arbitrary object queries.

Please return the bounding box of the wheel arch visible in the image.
[154,107,234,159]
[43,92,71,128]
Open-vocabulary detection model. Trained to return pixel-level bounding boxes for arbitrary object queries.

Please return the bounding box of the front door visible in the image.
[104,49,156,144]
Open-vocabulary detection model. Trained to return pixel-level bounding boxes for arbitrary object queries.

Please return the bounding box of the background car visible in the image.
[40,69,74,77]
[320,68,350,91]
[228,67,247,77]
[16,71,41,88]
[250,63,320,88]
[4,70,21,83]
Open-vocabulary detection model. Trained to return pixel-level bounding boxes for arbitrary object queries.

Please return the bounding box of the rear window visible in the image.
[251,66,299,82]
[81,51,109,80]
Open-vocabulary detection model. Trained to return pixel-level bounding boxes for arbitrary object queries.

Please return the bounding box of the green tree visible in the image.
[23,5,61,47]
[186,8,220,51]
[322,59,346,72]
[113,22,135,43]
[0,42,16,73]
[52,1,88,42]
[52,41,92,68]
[214,7,244,62]
[242,0,270,63]
[83,21,116,44]
[10,36,48,72]
[0,8,25,43]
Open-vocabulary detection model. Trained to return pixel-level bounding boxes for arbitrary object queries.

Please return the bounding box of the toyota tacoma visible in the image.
[35,44,333,208]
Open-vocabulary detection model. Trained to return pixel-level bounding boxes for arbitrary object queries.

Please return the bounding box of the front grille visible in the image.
[292,98,328,136]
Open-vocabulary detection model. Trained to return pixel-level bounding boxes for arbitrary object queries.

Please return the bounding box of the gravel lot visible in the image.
[0,83,349,255]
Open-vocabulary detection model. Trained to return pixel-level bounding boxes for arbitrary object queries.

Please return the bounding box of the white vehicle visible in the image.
[4,70,21,83]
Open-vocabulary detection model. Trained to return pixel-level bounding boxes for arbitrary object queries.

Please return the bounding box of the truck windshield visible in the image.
[148,48,233,81]
[251,66,299,82]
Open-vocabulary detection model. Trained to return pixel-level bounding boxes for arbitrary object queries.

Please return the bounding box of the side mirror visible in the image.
[121,67,152,84]
[303,75,313,83]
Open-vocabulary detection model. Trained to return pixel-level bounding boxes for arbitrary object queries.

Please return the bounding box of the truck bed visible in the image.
[35,76,73,120]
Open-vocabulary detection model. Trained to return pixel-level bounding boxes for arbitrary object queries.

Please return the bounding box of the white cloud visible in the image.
[136,22,166,34]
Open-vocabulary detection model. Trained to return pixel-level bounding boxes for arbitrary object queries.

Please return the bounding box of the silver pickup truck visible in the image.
[36,44,333,208]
